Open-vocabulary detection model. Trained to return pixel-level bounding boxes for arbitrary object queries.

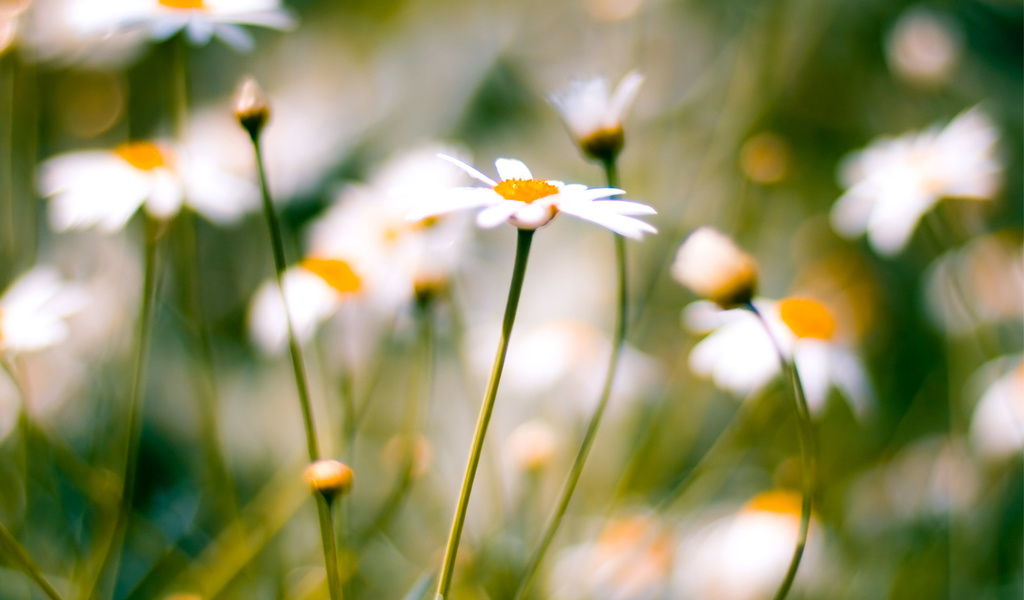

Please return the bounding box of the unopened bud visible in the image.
[235,77,270,138]
[671,227,758,308]
[505,420,559,472]
[304,459,354,501]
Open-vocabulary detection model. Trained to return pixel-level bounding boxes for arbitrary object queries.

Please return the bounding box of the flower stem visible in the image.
[511,159,629,600]
[246,131,343,600]
[436,228,535,600]
[748,303,815,600]
[0,522,65,600]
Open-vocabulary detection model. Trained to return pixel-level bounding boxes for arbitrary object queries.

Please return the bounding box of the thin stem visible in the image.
[87,215,161,599]
[747,303,815,600]
[436,228,534,600]
[512,159,628,600]
[0,522,65,600]
[247,131,343,599]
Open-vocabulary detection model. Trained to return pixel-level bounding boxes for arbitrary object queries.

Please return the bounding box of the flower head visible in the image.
[0,268,87,354]
[672,227,758,308]
[304,459,354,501]
[100,0,296,51]
[550,71,644,162]
[407,155,656,239]
[234,76,270,138]
[40,139,257,232]
[831,107,1002,255]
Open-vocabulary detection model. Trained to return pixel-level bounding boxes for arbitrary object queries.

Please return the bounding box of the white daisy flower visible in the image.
[407,155,656,239]
[100,0,296,51]
[831,107,1002,256]
[683,297,874,419]
[1,268,87,354]
[549,71,644,161]
[40,139,257,232]
[673,491,823,600]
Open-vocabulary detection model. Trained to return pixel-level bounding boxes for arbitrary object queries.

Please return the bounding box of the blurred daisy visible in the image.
[549,71,644,162]
[40,140,257,232]
[683,297,873,419]
[886,8,962,87]
[1,268,87,355]
[923,232,1024,335]
[831,107,1002,255]
[99,0,295,51]
[674,491,822,600]
[968,357,1024,461]
[407,155,656,239]
[550,515,674,600]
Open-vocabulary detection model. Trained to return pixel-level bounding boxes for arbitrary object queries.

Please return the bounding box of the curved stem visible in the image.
[747,303,815,600]
[436,228,534,600]
[512,159,628,600]
[248,131,343,599]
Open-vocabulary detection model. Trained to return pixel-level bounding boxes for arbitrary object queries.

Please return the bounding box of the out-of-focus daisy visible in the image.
[549,71,644,162]
[549,515,674,600]
[683,297,873,419]
[831,107,1002,256]
[504,419,559,473]
[97,0,295,51]
[673,491,822,600]
[18,0,148,67]
[40,139,257,232]
[923,232,1024,335]
[886,8,962,87]
[671,227,758,308]
[0,0,29,55]
[0,267,87,355]
[407,156,656,239]
[968,357,1024,461]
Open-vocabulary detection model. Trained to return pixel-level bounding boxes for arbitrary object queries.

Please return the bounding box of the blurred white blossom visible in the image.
[0,267,87,355]
[40,139,257,232]
[683,298,873,419]
[887,8,962,86]
[831,107,1002,255]
[968,357,1024,461]
[549,71,644,161]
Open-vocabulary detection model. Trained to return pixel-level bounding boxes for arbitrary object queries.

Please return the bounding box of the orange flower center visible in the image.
[745,490,803,516]
[778,297,836,340]
[115,141,168,171]
[159,0,205,8]
[301,258,361,295]
[493,179,559,204]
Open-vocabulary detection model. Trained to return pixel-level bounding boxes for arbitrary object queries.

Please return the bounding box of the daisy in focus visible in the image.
[830,107,1002,256]
[407,155,656,239]
[40,140,257,232]
[549,71,645,162]
[0,268,87,355]
[97,0,295,51]
[681,298,874,419]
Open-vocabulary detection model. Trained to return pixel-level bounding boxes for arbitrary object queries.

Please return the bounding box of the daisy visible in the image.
[671,227,758,308]
[830,107,1002,256]
[40,139,257,232]
[100,0,295,51]
[1,268,87,355]
[407,155,656,239]
[549,71,644,162]
[683,297,874,419]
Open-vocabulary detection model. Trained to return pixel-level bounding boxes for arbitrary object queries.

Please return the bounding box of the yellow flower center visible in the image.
[301,258,361,295]
[159,0,205,8]
[778,297,836,340]
[492,179,559,204]
[744,490,803,516]
[115,141,168,171]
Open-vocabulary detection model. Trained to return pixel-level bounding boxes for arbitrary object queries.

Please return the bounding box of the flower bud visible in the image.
[505,420,559,472]
[304,459,354,501]
[671,227,758,308]
[235,77,270,138]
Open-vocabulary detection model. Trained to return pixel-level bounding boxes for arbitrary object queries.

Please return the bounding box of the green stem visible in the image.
[0,522,65,600]
[436,228,535,600]
[748,303,815,600]
[247,131,343,600]
[87,215,161,599]
[511,159,629,600]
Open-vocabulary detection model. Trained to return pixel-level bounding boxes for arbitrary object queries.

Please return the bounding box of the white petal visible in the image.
[212,23,254,51]
[476,201,522,228]
[590,199,656,215]
[494,158,533,181]
[609,71,645,121]
[557,202,657,239]
[438,154,496,187]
